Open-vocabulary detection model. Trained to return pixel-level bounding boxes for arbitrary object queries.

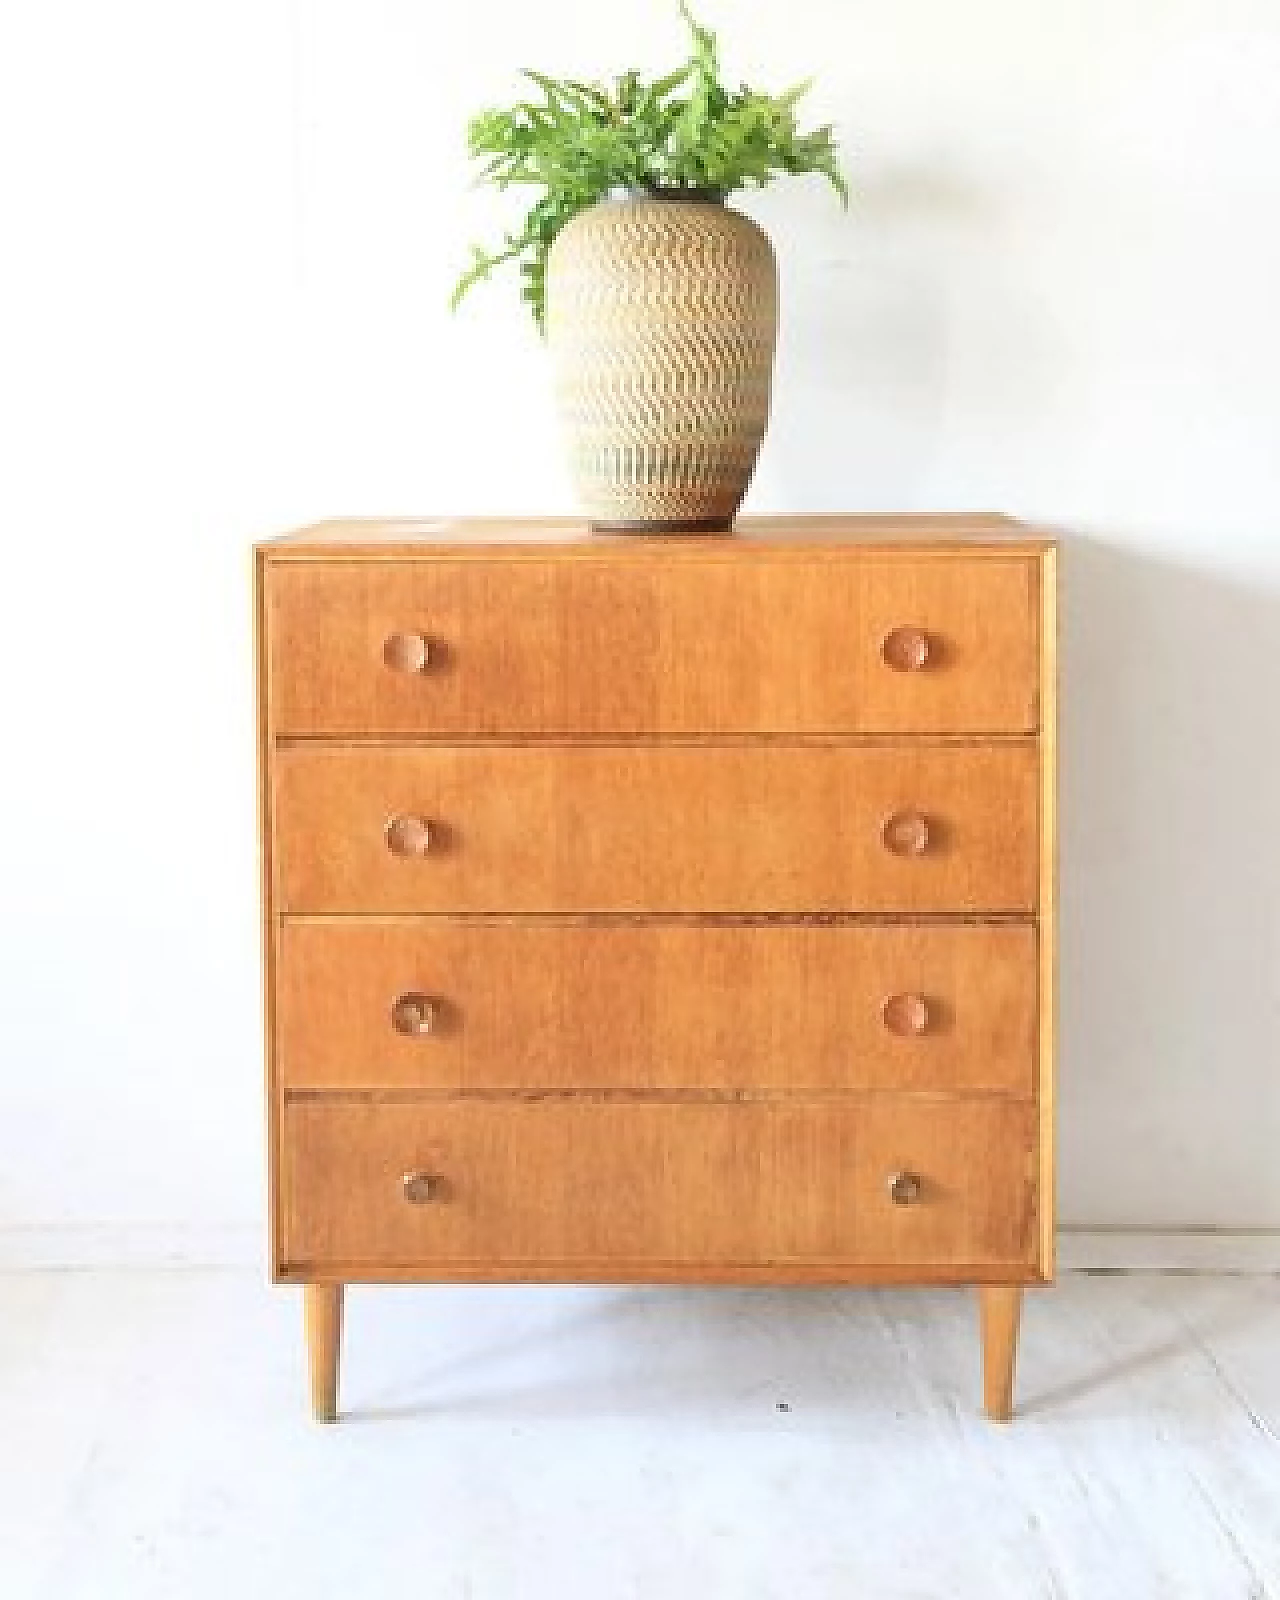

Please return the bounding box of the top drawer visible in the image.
[264,556,1040,737]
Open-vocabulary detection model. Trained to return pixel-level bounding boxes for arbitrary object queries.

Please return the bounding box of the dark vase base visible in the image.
[589,517,736,535]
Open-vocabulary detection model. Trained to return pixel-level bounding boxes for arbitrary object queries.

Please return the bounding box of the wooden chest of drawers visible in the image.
[255,514,1057,1423]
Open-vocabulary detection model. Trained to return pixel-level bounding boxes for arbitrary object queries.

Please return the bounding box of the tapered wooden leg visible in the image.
[979,1285,1021,1422]
[304,1283,343,1423]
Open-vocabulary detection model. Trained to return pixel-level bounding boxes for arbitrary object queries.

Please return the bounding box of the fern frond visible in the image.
[452,4,848,330]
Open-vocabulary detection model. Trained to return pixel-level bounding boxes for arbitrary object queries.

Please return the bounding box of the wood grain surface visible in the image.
[281,1096,1037,1272]
[261,512,1050,553]
[265,555,1039,736]
[276,919,1038,1093]
[271,740,1039,915]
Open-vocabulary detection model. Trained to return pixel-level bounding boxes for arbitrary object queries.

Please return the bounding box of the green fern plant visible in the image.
[451,4,847,331]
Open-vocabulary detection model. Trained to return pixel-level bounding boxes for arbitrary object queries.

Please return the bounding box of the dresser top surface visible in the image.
[258,514,1054,561]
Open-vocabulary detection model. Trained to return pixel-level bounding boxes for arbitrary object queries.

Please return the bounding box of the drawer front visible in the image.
[265,558,1039,736]
[272,742,1038,914]
[277,921,1037,1093]
[281,1098,1037,1269]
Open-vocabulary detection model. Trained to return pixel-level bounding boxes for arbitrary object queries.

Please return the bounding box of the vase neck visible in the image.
[605,184,726,206]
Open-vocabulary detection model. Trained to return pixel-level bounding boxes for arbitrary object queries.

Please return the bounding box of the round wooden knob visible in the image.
[887,1170,923,1206]
[402,1171,441,1205]
[881,811,931,856]
[383,631,431,674]
[882,992,931,1036]
[881,626,932,671]
[391,993,435,1036]
[384,815,433,857]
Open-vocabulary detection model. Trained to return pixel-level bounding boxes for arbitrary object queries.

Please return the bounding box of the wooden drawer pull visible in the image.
[881,810,931,856]
[383,631,431,674]
[881,992,931,1036]
[880,626,932,671]
[390,993,435,1036]
[887,1170,923,1206]
[384,814,433,857]
[402,1171,443,1205]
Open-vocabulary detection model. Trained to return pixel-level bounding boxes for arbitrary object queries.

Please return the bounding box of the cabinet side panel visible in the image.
[1038,547,1058,1278]
[255,549,283,1279]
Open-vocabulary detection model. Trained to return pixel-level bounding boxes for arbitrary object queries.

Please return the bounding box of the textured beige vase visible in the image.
[546,192,779,532]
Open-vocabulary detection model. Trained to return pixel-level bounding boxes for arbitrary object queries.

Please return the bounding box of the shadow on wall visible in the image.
[1059,534,1280,1228]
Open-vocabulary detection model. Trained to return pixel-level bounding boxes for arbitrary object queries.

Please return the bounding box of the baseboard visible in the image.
[1056,1227,1280,1274]
[2,1224,1278,1273]
[0,1224,263,1271]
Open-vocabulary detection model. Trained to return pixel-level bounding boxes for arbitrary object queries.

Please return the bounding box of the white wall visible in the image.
[1,0,1278,1241]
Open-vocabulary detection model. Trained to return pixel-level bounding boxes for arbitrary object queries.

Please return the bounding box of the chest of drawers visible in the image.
[255,514,1057,1423]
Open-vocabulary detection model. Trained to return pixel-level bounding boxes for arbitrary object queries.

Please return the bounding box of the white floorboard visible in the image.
[1,1270,1278,1599]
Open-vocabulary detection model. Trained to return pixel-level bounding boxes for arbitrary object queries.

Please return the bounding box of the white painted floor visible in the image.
[2,1270,1278,1599]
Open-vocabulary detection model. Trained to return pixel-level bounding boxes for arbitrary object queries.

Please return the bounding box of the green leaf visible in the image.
[776,78,814,111]
[679,2,720,77]
[564,79,615,115]
[647,63,693,102]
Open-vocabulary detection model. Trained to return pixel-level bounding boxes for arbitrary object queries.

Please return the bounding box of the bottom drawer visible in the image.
[281,1097,1036,1272]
